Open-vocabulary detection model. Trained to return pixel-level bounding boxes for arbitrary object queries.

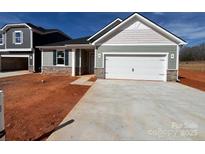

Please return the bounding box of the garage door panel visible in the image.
[1,57,28,72]
[105,55,166,81]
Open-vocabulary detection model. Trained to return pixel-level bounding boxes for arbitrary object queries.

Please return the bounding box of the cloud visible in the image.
[166,22,205,40]
[153,12,164,15]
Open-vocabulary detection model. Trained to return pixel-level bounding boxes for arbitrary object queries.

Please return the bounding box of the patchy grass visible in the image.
[180,61,205,72]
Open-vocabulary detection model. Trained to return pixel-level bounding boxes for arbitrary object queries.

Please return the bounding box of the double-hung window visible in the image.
[56,51,65,65]
[0,34,4,45]
[13,31,23,44]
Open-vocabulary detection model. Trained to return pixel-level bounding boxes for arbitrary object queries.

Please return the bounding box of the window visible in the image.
[0,34,4,45]
[56,51,65,65]
[13,31,23,44]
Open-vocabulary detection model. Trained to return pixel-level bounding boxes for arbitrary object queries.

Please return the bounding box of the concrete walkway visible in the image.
[48,80,205,141]
[70,75,94,86]
[0,70,31,78]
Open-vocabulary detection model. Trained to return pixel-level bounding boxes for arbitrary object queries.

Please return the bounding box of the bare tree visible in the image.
[180,43,205,61]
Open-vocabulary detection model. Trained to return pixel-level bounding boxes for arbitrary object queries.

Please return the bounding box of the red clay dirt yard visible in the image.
[179,69,205,91]
[0,74,90,141]
[179,61,205,91]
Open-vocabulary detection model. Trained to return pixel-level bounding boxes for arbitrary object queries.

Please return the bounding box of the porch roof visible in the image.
[36,36,91,49]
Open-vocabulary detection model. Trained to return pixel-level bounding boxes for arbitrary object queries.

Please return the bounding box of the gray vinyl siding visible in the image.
[6,27,31,49]
[43,50,72,67]
[96,45,177,70]
[0,31,5,49]
[96,18,177,45]
[103,29,174,44]
[43,51,53,66]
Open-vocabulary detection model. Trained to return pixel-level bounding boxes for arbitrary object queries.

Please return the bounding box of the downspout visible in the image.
[176,44,185,82]
[176,45,180,82]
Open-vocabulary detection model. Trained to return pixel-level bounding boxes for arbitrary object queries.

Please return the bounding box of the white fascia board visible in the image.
[179,42,187,46]
[65,44,94,47]
[65,44,95,48]
[0,48,32,52]
[1,54,30,57]
[101,43,176,46]
[37,44,95,50]
[2,23,32,30]
[92,13,187,45]
[87,18,122,41]
[36,46,66,49]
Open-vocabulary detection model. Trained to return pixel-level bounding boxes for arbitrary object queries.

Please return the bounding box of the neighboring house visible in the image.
[37,13,186,82]
[0,23,71,72]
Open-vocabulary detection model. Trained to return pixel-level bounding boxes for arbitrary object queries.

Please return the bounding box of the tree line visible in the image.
[180,43,205,61]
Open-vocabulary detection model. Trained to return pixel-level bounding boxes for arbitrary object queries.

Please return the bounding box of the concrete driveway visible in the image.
[0,70,30,78]
[48,80,205,140]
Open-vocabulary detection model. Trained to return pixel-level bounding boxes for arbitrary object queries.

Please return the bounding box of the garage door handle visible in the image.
[132,68,134,72]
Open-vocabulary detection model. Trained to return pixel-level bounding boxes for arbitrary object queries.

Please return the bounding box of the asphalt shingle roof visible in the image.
[41,36,91,46]
[88,19,122,42]
[26,23,72,39]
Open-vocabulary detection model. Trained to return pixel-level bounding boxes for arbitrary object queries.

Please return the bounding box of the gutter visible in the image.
[36,46,66,49]
[36,44,95,50]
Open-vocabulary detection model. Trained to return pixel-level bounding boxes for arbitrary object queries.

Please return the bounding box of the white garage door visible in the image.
[105,55,167,81]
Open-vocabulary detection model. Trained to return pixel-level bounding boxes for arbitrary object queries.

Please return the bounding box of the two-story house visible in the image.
[0,23,71,72]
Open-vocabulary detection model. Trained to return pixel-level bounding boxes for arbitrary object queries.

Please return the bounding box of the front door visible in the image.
[35,49,42,72]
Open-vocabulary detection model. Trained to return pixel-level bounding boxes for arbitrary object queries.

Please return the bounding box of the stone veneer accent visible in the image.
[42,66,72,75]
[167,70,177,81]
[94,68,105,78]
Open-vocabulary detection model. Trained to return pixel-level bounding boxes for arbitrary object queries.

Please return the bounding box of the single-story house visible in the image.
[37,13,186,82]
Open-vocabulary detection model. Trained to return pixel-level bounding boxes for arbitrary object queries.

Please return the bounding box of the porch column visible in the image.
[72,49,75,76]
[0,55,1,72]
[79,49,82,75]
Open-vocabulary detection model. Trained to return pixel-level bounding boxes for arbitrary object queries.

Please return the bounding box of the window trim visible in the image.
[56,50,65,66]
[13,30,23,45]
[0,33,4,45]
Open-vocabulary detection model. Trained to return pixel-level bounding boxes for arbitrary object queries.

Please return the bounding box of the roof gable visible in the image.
[92,13,187,45]
[1,23,72,39]
[98,19,176,45]
[1,23,32,31]
[88,18,122,42]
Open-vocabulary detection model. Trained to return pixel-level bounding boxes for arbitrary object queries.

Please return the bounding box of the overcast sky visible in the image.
[0,12,204,46]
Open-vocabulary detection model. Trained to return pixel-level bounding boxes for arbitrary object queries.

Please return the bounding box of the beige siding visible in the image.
[102,21,175,45]
[43,51,53,66]
[42,50,72,67]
